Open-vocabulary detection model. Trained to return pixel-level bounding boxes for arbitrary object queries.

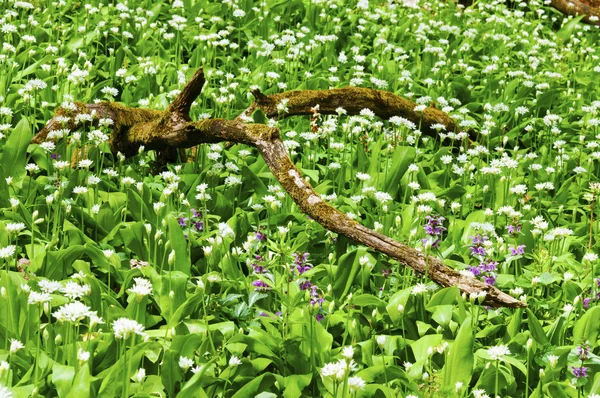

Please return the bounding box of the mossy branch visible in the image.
[33,68,525,308]
[241,86,461,137]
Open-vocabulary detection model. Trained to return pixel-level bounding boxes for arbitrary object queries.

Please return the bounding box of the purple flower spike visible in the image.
[571,366,589,379]
[252,280,270,292]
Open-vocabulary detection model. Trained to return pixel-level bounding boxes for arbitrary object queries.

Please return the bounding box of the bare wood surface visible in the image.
[33,69,525,308]
[550,0,600,25]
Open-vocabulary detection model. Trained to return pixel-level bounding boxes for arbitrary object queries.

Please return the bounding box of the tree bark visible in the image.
[33,68,525,308]
[550,0,600,25]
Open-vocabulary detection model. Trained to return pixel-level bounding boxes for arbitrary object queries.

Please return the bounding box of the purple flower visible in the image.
[469,266,482,276]
[583,297,591,309]
[382,269,392,278]
[483,274,496,286]
[252,280,270,292]
[255,231,266,241]
[422,237,441,249]
[299,281,312,290]
[469,234,488,257]
[252,264,267,274]
[509,245,526,256]
[470,246,486,256]
[424,215,446,237]
[577,344,590,361]
[296,264,312,274]
[294,252,312,275]
[178,217,188,227]
[507,224,521,235]
[482,259,498,272]
[571,366,589,378]
[191,208,201,218]
[315,314,324,322]
[193,221,203,231]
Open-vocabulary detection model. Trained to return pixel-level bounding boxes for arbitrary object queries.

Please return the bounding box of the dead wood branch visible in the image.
[550,0,600,25]
[33,69,525,308]
[241,87,461,137]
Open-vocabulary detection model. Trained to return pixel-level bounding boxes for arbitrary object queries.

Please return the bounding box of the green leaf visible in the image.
[0,117,31,206]
[166,214,191,275]
[526,309,549,345]
[252,109,268,124]
[556,15,585,41]
[352,294,387,311]
[573,306,600,345]
[280,374,312,398]
[411,334,443,363]
[384,146,416,198]
[441,317,474,392]
[332,248,365,300]
[66,366,94,398]
[431,305,453,328]
[231,373,276,397]
[168,291,204,329]
[386,287,412,324]
[427,286,461,308]
[51,364,75,398]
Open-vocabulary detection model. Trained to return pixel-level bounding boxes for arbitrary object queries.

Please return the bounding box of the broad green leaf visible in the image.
[526,309,548,345]
[332,248,365,300]
[231,373,276,398]
[0,117,31,206]
[573,306,600,345]
[441,317,473,392]
[352,294,387,311]
[384,146,416,198]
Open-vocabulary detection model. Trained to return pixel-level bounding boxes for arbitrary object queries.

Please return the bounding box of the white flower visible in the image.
[547,354,559,368]
[411,283,428,295]
[376,335,387,347]
[321,361,343,378]
[0,246,16,259]
[28,291,51,305]
[135,368,146,383]
[218,223,235,238]
[128,278,153,297]
[472,389,490,398]
[356,172,371,181]
[228,356,242,367]
[563,304,574,315]
[77,348,90,362]
[5,223,25,234]
[0,384,11,398]
[113,318,145,339]
[348,376,366,392]
[9,339,23,354]
[78,159,93,168]
[53,301,93,323]
[487,344,510,360]
[178,356,194,371]
[72,186,88,195]
[342,346,354,359]
[60,281,91,300]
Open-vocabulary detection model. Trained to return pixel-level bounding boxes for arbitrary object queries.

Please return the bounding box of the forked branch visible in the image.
[33,68,525,308]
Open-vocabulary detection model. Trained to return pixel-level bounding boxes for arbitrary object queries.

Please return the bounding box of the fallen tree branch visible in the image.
[33,69,524,308]
[240,87,461,136]
[550,0,600,25]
